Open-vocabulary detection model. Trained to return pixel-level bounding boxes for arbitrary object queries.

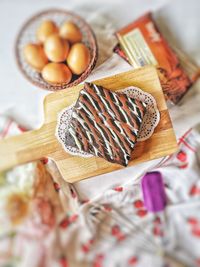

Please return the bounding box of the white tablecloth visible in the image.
[0,0,200,200]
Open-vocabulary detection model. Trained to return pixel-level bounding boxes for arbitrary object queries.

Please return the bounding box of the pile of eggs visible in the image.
[23,20,91,85]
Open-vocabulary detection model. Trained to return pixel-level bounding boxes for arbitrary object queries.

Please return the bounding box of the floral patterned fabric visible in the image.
[1,116,200,267]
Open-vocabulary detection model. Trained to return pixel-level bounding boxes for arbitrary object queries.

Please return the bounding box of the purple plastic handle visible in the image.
[141,171,167,212]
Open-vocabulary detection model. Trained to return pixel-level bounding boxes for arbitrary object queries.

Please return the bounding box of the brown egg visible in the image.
[44,34,70,62]
[59,21,82,44]
[67,43,90,75]
[42,62,72,84]
[36,20,58,43]
[23,43,48,71]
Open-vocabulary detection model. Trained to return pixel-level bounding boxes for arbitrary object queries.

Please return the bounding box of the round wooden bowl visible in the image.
[15,9,98,91]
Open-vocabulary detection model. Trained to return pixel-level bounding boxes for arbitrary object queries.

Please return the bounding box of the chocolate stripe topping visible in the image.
[65,83,146,166]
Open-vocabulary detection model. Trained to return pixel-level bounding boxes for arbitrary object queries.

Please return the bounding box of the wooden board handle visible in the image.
[0,125,56,172]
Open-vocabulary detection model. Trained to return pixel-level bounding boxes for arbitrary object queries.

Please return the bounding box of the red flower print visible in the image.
[53,182,60,192]
[196,258,200,266]
[153,216,163,236]
[81,239,95,254]
[111,225,121,236]
[111,225,126,241]
[103,204,112,212]
[93,254,104,267]
[59,218,70,229]
[114,186,123,192]
[89,238,95,245]
[136,209,148,217]
[187,217,198,225]
[117,233,126,241]
[192,226,200,237]
[177,151,187,162]
[179,163,189,169]
[69,214,78,223]
[41,157,49,164]
[17,125,27,132]
[187,217,200,238]
[133,200,148,218]
[93,262,101,267]
[60,214,78,228]
[59,256,68,267]
[189,185,200,196]
[128,256,138,265]
[81,243,90,253]
[133,200,144,209]
[153,226,164,237]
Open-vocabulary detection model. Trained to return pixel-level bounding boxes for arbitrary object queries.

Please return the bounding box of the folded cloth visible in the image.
[0,116,80,267]
[1,115,200,267]
[63,123,200,267]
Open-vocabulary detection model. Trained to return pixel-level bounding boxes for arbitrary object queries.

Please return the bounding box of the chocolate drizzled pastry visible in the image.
[65,83,147,166]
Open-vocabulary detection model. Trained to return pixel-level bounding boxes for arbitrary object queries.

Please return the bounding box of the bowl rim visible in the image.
[15,8,98,91]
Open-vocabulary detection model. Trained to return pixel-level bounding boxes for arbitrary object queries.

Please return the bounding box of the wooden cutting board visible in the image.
[0,66,177,183]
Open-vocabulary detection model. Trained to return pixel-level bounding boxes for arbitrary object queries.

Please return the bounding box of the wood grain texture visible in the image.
[0,66,178,182]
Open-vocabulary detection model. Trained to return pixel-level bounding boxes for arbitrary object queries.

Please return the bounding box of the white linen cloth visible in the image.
[2,115,200,267]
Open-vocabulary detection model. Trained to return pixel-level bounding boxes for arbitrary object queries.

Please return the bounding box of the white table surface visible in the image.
[0,0,200,200]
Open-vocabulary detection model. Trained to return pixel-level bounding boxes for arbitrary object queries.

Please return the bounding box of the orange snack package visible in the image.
[115,12,198,104]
